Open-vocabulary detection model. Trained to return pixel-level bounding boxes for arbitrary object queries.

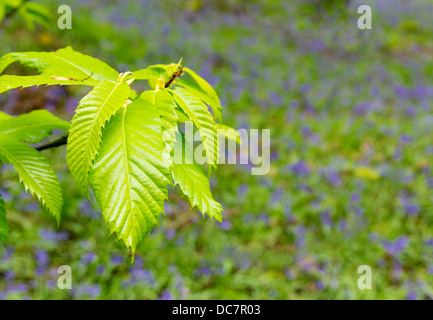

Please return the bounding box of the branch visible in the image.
[36,67,183,151]
[36,135,68,151]
[165,66,183,88]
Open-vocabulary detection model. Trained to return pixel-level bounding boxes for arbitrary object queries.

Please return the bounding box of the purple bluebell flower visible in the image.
[164,202,174,215]
[134,255,144,266]
[237,184,249,198]
[81,252,97,265]
[295,226,306,247]
[110,254,124,266]
[47,280,56,289]
[25,202,40,212]
[338,220,347,232]
[158,290,174,300]
[238,258,251,270]
[354,101,372,116]
[4,270,15,280]
[0,189,11,201]
[75,284,101,299]
[284,269,294,280]
[406,291,418,300]
[326,168,341,186]
[218,221,232,231]
[290,161,310,176]
[427,266,433,274]
[394,85,411,100]
[269,92,283,106]
[400,134,412,144]
[296,256,315,272]
[35,250,49,266]
[321,210,332,227]
[351,193,360,203]
[401,194,420,216]
[392,261,403,279]
[39,229,69,242]
[302,126,312,138]
[271,189,282,206]
[162,25,170,35]
[406,105,417,116]
[353,207,364,217]
[166,229,176,239]
[412,84,433,100]
[2,246,14,260]
[369,233,379,241]
[129,266,154,285]
[65,97,79,115]
[309,39,327,51]
[195,266,212,277]
[316,281,326,290]
[8,283,28,293]
[259,213,270,225]
[96,264,105,275]
[382,236,409,256]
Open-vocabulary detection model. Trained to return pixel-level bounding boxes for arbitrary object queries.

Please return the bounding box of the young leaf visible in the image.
[128,65,169,81]
[67,81,130,192]
[150,90,178,132]
[0,109,69,143]
[0,46,119,84]
[0,193,9,244]
[171,131,223,222]
[0,75,96,94]
[170,86,219,173]
[90,98,171,255]
[216,124,242,145]
[182,67,223,121]
[0,133,63,223]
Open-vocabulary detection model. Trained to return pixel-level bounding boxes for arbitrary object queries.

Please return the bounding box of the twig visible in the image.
[165,66,183,88]
[36,135,68,151]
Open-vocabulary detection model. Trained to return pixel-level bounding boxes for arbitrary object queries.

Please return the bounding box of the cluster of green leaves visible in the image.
[0,109,69,242]
[0,47,237,255]
[0,0,52,29]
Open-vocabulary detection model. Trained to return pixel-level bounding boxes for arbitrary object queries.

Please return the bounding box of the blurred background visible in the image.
[1,0,433,299]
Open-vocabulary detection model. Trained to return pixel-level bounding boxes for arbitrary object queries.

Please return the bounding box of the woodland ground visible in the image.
[1,0,433,299]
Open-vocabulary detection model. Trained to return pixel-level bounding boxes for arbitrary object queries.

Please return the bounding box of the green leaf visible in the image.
[129,63,181,90]
[0,111,11,120]
[90,98,171,255]
[171,131,222,221]
[21,2,53,29]
[0,47,119,84]
[150,90,178,132]
[170,86,219,173]
[152,90,179,165]
[0,110,69,143]
[128,65,169,81]
[182,67,223,121]
[0,133,63,223]
[67,81,130,192]
[0,75,96,94]
[216,124,242,145]
[0,193,9,244]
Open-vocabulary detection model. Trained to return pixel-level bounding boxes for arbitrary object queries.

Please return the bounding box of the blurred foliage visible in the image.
[0,0,52,30]
[1,0,433,300]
